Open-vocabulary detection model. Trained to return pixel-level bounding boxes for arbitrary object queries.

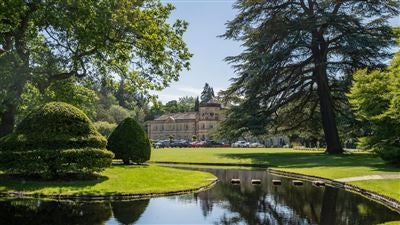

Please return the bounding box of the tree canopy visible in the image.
[0,0,192,137]
[349,49,400,164]
[200,83,215,103]
[221,0,399,153]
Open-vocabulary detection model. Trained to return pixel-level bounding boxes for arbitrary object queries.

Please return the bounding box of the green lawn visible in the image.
[151,148,400,199]
[378,222,400,225]
[0,165,215,196]
[350,179,400,201]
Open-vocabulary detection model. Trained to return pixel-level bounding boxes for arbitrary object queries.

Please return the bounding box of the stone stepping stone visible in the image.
[312,180,325,187]
[231,179,240,184]
[251,179,261,185]
[292,180,304,186]
[272,179,282,185]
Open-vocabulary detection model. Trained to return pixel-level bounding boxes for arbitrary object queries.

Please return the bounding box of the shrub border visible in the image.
[268,168,400,213]
[0,178,218,201]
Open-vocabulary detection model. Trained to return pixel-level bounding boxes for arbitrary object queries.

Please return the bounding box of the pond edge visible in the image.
[268,168,400,213]
[0,178,218,201]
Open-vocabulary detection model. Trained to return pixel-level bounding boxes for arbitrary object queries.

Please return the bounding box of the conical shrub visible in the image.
[107,118,151,164]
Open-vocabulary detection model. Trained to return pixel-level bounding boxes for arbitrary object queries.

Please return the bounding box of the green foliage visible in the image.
[349,53,400,165]
[144,96,196,121]
[0,102,113,178]
[194,96,200,112]
[1,102,107,151]
[200,83,215,103]
[107,118,151,164]
[178,96,196,112]
[0,148,114,178]
[221,0,399,153]
[18,79,98,122]
[93,121,117,138]
[0,0,192,136]
[109,105,132,123]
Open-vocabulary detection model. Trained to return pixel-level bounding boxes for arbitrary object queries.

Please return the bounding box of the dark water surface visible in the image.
[0,168,399,225]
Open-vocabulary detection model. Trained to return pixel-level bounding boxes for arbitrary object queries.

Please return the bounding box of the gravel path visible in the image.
[336,174,400,182]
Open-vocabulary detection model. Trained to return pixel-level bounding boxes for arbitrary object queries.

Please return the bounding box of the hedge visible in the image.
[107,118,151,164]
[0,148,114,178]
[0,102,114,178]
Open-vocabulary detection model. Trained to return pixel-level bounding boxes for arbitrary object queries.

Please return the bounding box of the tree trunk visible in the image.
[122,158,130,165]
[316,68,343,154]
[311,29,343,154]
[0,102,17,137]
[0,8,31,137]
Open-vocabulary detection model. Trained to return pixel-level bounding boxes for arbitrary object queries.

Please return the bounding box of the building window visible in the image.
[202,124,205,129]
[209,125,213,129]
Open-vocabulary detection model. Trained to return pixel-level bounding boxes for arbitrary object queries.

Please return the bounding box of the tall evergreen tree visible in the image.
[200,83,215,103]
[194,96,200,111]
[222,0,399,154]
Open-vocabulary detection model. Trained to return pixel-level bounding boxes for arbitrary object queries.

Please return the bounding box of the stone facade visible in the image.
[147,102,224,140]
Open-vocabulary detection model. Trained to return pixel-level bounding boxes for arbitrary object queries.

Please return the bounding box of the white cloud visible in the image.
[175,86,202,95]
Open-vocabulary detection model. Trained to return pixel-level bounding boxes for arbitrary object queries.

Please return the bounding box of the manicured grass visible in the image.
[0,165,215,196]
[378,221,400,225]
[349,179,400,201]
[151,148,399,178]
[151,148,400,199]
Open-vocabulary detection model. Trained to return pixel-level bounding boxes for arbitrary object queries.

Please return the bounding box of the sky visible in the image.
[155,0,400,103]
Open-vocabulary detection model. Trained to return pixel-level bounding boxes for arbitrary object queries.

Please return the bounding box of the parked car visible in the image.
[232,141,250,147]
[250,142,265,148]
[154,140,170,148]
[205,140,225,147]
[170,140,190,148]
[190,141,208,147]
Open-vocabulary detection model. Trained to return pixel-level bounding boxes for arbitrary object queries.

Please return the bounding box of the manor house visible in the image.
[147,100,224,140]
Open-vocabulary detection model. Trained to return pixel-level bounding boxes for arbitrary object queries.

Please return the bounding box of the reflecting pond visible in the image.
[0,168,399,225]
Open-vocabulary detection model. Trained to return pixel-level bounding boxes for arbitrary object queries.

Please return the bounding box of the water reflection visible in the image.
[111,200,149,225]
[0,199,111,225]
[0,168,398,225]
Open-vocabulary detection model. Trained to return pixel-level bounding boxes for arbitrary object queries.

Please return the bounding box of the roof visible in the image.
[153,112,197,121]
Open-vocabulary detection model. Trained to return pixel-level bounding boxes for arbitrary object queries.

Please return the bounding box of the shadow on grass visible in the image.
[218,152,400,172]
[0,173,109,193]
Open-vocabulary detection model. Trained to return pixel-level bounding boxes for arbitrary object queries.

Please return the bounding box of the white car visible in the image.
[250,142,265,148]
[232,141,250,147]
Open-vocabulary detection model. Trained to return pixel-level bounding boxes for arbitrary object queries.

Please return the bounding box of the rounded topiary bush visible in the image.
[0,102,114,178]
[107,117,151,165]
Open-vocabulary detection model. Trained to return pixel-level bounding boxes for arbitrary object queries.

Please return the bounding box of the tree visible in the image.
[164,100,179,113]
[178,96,196,112]
[144,101,165,121]
[93,121,117,138]
[0,102,114,178]
[0,0,191,137]
[18,78,98,122]
[194,96,200,112]
[348,51,400,164]
[222,0,399,154]
[200,83,215,103]
[107,117,151,165]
